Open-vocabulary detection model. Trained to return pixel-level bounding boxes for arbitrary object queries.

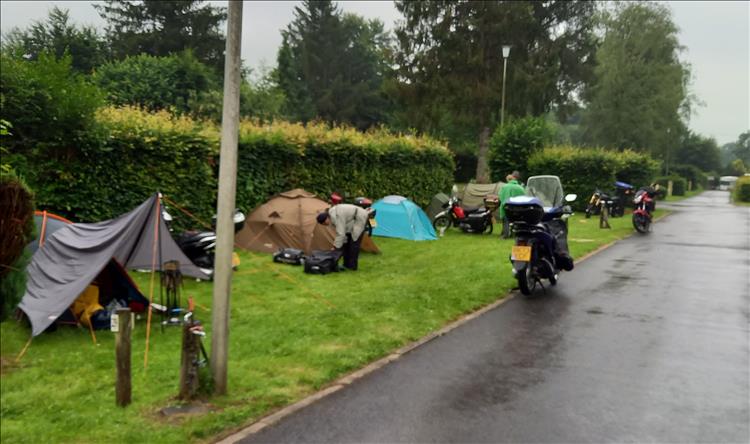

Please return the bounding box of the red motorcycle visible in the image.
[632,187,656,233]
[432,196,495,237]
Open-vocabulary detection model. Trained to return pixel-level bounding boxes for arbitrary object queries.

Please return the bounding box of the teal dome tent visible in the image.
[371,196,437,241]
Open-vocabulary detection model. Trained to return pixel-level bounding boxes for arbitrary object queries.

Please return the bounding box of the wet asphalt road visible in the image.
[240,191,749,443]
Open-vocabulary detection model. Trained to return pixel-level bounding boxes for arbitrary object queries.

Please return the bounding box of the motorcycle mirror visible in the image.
[564,193,577,202]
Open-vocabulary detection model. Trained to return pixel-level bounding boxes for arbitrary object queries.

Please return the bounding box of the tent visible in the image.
[371,195,437,241]
[26,211,149,331]
[235,188,380,254]
[456,181,505,218]
[426,192,450,220]
[20,194,208,336]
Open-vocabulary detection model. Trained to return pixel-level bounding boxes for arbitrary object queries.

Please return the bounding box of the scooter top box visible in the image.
[504,196,544,224]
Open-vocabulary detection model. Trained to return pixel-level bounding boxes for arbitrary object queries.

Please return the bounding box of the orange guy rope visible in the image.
[143,196,161,370]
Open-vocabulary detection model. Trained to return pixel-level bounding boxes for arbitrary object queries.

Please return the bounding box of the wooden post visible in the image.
[667,180,673,197]
[115,308,132,407]
[179,320,201,400]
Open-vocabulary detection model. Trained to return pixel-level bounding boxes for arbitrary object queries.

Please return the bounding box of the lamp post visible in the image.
[500,45,512,128]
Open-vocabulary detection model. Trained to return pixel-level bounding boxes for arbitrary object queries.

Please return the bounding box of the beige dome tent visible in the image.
[235,189,380,254]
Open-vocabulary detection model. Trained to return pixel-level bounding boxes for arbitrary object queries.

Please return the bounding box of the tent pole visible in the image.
[143,195,161,369]
[39,211,48,248]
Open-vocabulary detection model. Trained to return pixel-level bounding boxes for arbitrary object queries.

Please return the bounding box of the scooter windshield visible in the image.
[525,175,564,210]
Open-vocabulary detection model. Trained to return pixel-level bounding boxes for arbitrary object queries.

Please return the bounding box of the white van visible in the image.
[718,176,738,191]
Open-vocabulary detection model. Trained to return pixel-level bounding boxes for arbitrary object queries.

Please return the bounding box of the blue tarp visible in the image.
[372,196,437,241]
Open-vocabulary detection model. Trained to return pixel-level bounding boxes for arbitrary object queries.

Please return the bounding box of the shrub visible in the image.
[655,175,687,196]
[0,169,35,321]
[236,121,454,210]
[733,176,750,202]
[670,164,708,189]
[527,146,659,209]
[489,116,553,182]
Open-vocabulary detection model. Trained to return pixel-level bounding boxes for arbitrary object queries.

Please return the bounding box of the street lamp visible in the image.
[500,45,512,128]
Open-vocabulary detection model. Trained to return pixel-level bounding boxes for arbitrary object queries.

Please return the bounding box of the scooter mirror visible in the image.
[564,193,577,202]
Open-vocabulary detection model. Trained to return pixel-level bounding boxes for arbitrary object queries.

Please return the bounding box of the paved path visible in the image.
[239,191,749,443]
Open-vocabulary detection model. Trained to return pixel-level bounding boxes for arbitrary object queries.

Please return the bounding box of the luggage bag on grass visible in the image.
[303,250,342,275]
[272,248,305,265]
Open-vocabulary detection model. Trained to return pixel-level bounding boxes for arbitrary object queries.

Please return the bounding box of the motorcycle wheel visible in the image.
[433,215,451,237]
[517,264,536,295]
[632,214,648,233]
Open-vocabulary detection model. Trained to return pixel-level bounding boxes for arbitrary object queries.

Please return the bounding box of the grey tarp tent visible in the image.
[456,181,505,218]
[457,182,504,208]
[426,192,450,220]
[20,194,209,336]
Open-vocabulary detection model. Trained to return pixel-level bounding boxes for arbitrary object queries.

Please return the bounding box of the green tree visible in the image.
[93,51,215,114]
[731,131,750,165]
[488,116,554,182]
[276,0,391,130]
[392,0,598,182]
[727,159,747,176]
[583,2,691,160]
[673,131,721,173]
[2,6,107,73]
[0,51,103,161]
[94,0,226,72]
[193,66,287,123]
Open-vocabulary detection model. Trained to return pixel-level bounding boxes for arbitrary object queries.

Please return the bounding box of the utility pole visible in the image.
[211,0,243,396]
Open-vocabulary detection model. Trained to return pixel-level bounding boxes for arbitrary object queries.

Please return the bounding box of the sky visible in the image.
[1,1,748,145]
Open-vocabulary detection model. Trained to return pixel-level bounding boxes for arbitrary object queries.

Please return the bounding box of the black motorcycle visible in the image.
[506,175,576,295]
[163,207,246,278]
[584,181,634,219]
[432,195,495,237]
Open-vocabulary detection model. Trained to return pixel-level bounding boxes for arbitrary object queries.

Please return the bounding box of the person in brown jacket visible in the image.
[316,203,369,271]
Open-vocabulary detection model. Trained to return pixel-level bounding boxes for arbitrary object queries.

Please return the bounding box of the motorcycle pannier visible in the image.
[505,202,544,224]
[303,250,341,275]
[272,248,305,265]
[466,212,489,230]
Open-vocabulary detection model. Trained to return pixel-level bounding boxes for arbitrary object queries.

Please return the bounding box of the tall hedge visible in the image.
[527,146,659,209]
[11,107,218,225]
[8,107,452,226]
[236,121,454,210]
[655,175,686,196]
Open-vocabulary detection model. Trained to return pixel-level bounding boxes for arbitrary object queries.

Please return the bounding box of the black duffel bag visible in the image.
[273,248,305,265]
[303,250,341,275]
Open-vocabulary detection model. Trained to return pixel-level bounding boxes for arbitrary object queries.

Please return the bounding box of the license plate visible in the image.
[511,245,531,262]
[370,219,377,228]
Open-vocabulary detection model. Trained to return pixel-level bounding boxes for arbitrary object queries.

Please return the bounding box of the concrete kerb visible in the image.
[214,210,674,444]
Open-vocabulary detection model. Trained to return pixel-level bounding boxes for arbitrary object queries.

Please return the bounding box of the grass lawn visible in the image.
[1,209,664,443]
